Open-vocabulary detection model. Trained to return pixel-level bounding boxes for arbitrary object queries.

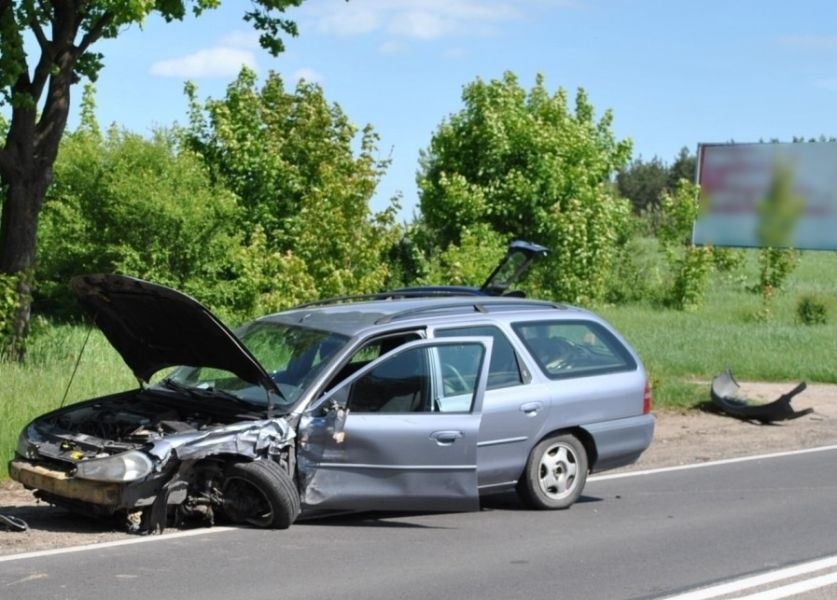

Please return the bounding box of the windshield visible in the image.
[163,321,349,411]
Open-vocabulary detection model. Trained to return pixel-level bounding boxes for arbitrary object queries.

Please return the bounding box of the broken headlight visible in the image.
[74,450,153,482]
[15,424,43,459]
[16,429,33,459]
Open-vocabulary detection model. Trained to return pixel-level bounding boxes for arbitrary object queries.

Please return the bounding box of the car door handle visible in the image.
[519,401,543,416]
[430,430,464,446]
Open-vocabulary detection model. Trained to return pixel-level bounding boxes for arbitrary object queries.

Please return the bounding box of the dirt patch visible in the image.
[2,380,835,556]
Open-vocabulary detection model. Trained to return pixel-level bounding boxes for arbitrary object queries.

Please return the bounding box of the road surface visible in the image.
[2,447,836,600]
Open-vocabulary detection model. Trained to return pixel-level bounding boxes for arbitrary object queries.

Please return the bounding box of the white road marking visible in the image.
[737,571,837,599]
[0,526,234,563]
[659,554,837,599]
[589,444,837,482]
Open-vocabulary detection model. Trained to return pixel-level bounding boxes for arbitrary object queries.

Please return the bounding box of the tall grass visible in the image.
[1,323,135,479]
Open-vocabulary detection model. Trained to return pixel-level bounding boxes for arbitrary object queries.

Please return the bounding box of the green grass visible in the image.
[1,248,835,478]
[599,248,837,409]
[1,323,135,479]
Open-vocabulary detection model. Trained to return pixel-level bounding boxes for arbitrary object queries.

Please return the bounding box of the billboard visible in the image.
[693,142,837,250]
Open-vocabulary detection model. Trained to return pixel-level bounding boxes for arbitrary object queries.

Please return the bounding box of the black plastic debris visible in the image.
[710,369,813,424]
[0,514,28,532]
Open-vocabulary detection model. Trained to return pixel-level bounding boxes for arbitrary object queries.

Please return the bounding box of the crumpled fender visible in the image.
[147,418,295,465]
[710,369,813,424]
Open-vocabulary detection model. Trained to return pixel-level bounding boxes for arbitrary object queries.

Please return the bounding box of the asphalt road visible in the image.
[2,448,837,600]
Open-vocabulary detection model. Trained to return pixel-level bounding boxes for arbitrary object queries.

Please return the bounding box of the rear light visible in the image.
[643,381,652,414]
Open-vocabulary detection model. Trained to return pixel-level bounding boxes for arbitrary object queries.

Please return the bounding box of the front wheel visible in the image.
[221,460,300,529]
[517,434,588,509]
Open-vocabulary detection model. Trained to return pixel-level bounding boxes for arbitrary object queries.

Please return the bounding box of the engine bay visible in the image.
[32,390,261,460]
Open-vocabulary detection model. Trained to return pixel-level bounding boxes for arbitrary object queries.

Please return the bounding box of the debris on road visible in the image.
[710,369,813,424]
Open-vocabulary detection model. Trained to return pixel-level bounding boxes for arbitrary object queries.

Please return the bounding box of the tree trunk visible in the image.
[0,167,50,361]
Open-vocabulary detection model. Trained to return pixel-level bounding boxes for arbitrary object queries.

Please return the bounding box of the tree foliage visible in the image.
[0,0,306,359]
[417,72,632,303]
[38,119,241,315]
[755,163,803,315]
[616,146,696,216]
[658,180,714,310]
[184,68,400,313]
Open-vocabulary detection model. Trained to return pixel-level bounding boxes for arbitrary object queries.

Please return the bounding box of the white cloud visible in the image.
[315,7,382,36]
[379,40,408,54]
[150,47,257,78]
[220,30,262,49]
[292,67,324,84]
[307,0,524,40]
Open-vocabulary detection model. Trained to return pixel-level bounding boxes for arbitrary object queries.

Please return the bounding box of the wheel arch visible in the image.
[524,426,599,477]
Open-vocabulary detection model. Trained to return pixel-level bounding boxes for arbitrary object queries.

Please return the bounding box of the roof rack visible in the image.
[292,289,481,310]
[375,298,564,324]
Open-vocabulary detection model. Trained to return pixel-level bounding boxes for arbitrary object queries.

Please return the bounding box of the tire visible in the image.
[222,460,300,529]
[517,434,588,510]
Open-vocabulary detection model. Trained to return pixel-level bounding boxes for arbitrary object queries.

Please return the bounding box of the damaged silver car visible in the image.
[11,266,654,533]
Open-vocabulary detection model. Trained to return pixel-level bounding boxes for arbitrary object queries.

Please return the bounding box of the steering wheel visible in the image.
[443,364,469,394]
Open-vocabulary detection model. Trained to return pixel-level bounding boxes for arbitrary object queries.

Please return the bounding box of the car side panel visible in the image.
[581,414,655,472]
[298,412,482,511]
[476,383,551,491]
[530,369,651,471]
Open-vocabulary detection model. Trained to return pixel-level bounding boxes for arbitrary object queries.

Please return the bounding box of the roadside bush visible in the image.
[37,126,241,317]
[796,294,828,325]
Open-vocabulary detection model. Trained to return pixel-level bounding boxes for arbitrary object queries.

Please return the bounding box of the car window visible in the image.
[435,325,523,390]
[513,320,636,379]
[325,332,422,391]
[347,343,484,413]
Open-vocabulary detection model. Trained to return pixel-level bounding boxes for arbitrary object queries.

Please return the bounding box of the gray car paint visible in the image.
[296,337,492,512]
[13,282,654,530]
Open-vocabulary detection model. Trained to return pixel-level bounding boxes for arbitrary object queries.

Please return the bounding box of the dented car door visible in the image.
[296,338,492,513]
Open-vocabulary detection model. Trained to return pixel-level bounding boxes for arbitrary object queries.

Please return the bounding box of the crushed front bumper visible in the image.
[8,458,166,510]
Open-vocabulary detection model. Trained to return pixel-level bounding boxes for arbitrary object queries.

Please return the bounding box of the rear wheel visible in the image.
[222,460,300,529]
[518,434,588,509]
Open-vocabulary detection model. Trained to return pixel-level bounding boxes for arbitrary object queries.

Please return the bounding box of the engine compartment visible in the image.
[32,390,262,460]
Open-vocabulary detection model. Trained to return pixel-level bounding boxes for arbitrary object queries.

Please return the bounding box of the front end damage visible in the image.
[11,391,295,533]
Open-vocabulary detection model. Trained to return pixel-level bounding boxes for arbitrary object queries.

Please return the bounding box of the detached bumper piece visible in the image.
[710,369,813,424]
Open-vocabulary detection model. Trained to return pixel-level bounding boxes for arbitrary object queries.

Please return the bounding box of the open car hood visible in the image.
[71,274,277,393]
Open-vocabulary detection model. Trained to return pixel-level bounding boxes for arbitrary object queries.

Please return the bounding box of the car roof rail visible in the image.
[375,299,564,324]
[292,289,479,310]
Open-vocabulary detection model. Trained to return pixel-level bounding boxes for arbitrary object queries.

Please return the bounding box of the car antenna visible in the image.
[60,319,95,408]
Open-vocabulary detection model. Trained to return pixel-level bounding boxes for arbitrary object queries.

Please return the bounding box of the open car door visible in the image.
[297,338,492,513]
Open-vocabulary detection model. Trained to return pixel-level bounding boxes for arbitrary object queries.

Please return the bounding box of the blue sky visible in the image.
[70,0,837,216]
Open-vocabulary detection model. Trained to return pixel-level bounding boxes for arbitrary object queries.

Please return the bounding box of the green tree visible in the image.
[38,117,241,316]
[616,156,669,214]
[185,68,399,312]
[417,71,632,303]
[667,146,697,189]
[616,147,696,217]
[756,162,803,316]
[658,180,714,310]
[0,0,305,359]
